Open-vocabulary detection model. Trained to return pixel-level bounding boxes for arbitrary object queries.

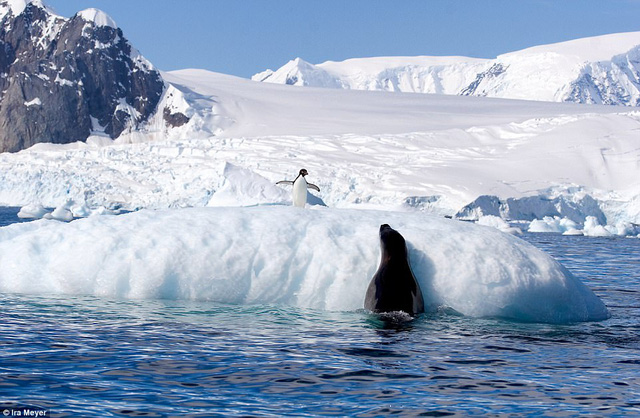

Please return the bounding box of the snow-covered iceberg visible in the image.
[0,206,608,324]
[527,215,640,237]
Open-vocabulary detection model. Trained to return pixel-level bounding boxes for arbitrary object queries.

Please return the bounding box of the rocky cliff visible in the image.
[0,0,184,153]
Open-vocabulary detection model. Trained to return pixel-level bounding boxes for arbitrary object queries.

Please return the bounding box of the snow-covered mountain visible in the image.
[0,0,190,152]
[253,32,640,106]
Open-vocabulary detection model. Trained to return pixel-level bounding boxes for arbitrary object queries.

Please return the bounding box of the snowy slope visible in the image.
[0,0,50,16]
[165,69,615,137]
[1,69,639,230]
[0,206,608,323]
[254,32,640,106]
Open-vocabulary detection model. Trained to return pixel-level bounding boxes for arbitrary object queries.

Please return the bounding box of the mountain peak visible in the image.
[290,57,312,67]
[254,31,640,106]
[0,0,177,153]
[0,0,52,18]
[76,8,117,29]
[254,57,345,88]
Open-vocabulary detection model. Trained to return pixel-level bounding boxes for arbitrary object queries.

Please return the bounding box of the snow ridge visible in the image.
[0,0,170,152]
[77,8,117,28]
[0,0,52,18]
[254,32,640,106]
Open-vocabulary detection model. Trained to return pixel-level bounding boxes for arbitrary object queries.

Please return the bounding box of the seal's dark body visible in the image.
[364,224,425,316]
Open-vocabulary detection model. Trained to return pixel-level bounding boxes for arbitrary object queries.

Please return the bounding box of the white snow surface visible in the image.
[254,32,640,105]
[527,216,639,237]
[476,216,522,235]
[528,217,580,234]
[2,69,640,229]
[508,32,640,63]
[0,206,608,323]
[24,97,42,107]
[77,8,117,29]
[0,0,51,18]
[17,203,48,219]
[1,0,62,50]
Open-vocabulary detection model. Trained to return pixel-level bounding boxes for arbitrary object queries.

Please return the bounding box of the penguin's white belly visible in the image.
[292,179,307,207]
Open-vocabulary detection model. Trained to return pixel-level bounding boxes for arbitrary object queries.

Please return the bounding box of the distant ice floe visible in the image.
[475,215,522,235]
[17,203,49,219]
[583,216,639,237]
[0,206,608,324]
[17,199,120,222]
[528,216,582,235]
[527,216,639,237]
[458,192,640,237]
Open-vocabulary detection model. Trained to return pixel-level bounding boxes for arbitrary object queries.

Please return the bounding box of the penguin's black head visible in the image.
[299,169,309,177]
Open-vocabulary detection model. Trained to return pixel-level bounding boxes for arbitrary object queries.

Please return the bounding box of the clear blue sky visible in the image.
[46,0,640,78]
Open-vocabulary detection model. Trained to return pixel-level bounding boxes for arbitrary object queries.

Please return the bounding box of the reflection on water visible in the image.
[1,281,640,417]
[0,206,31,227]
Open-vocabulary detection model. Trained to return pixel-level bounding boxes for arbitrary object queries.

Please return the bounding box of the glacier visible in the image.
[2,70,640,232]
[0,206,609,324]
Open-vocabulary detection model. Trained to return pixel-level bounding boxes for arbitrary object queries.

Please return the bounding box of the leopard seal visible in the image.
[364,224,425,316]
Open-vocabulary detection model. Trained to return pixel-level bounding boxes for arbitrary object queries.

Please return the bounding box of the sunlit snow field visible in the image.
[3,70,640,227]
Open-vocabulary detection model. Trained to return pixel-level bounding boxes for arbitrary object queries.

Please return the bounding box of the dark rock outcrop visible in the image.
[0,1,181,153]
[460,63,508,97]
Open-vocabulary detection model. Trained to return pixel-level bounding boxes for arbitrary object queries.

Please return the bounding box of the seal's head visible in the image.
[379,224,408,261]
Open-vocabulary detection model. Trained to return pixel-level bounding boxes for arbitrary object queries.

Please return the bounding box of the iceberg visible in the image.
[17,203,49,219]
[528,216,580,234]
[0,206,608,324]
[475,215,522,235]
[528,215,640,237]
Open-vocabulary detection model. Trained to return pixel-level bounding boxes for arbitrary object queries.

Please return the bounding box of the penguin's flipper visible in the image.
[276,180,294,186]
[307,183,320,192]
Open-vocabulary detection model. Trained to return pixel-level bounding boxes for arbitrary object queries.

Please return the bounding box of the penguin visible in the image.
[276,169,320,208]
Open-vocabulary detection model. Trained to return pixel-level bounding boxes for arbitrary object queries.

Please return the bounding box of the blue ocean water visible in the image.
[0,207,31,227]
[0,207,639,416]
